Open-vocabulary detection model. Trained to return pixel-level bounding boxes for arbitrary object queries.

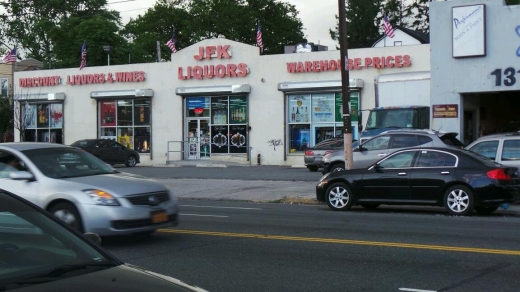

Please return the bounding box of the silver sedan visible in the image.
[0,143,178,236]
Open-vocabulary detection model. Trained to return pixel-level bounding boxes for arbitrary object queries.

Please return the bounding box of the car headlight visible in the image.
[83,189,120,206]
[319,172,331,182]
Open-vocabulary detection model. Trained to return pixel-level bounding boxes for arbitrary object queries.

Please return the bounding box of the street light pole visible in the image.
[338,0,354,170]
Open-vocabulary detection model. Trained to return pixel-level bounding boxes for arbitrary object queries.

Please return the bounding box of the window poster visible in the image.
[211,125,228,153]
[289,125,310,152]
[187,97,210,117]
[37,104,49,128]
[117,100,132,126]
[211,97,228,125]
[312,93,334,123]
[50,104,63,128]
[288,94,311,123]
[23,104,37,129]
[134,127,151,153]
[335,92,359,122]
[229,96,247,124]
[101,101,116,127]
[134,100,151,126]
[229,125,247,153]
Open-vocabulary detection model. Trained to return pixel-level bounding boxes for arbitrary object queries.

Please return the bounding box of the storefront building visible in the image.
[430,0,520,145]
[13,40,430,166]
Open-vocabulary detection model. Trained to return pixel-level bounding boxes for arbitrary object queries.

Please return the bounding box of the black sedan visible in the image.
[316,147,520,215]
[0,188,207,291]
[71,139,140,167]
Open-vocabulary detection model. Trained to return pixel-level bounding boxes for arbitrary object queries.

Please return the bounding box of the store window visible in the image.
[287,92,359,153]
[98,99,151,153]
[209,95,248,154]
[0,78,7,97]
[22,103,63,143]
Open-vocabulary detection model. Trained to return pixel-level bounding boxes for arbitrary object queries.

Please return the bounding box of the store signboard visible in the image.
[286,55,412,73]
[452,4,486,58]
[433,104,458,118]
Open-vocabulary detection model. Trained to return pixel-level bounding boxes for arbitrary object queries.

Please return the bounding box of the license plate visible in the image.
[151,210,168,224]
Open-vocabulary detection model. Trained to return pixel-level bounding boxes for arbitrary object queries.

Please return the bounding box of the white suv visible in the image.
[321,129,464,174]
[465,132,520,168]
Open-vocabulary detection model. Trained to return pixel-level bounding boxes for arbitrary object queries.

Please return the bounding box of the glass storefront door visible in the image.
[186,118,210,159]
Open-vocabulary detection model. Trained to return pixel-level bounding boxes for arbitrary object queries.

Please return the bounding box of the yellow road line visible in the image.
[157,228,520,256]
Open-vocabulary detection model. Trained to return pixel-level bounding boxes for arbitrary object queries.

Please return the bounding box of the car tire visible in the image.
[474,206,499,215]
[125,155,137,167]
[360,203,380,209]
[307,165,319,172]
[49,202,84,232]
[330,162,345,173]
[325,182,355,211]
[443,185,474,216]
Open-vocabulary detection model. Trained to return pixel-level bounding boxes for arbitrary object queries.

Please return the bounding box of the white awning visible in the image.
[277,79,364,92]
[175,84,251,96]
[14,92,66,101]
[90,89,154,100]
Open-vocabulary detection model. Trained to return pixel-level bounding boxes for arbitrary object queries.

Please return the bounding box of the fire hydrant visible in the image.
[257,153,261,165]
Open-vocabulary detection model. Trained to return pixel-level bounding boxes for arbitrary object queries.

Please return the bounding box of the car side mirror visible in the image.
[84,232,102,246]
[9,171,35,181]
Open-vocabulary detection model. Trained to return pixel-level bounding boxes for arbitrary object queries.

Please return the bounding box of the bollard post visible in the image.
[257,153,261,165]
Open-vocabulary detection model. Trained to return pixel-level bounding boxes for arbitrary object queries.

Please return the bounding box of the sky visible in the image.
[108,0,340,50]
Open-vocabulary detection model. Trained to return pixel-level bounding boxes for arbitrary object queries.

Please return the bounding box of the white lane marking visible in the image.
[399,288,437,292]
[179,213,229,218]
[180,205,262,210]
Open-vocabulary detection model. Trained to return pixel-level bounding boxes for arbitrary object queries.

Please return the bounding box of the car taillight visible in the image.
[487,169,511,180]
[305,150,314,156]
[324,150,333,155]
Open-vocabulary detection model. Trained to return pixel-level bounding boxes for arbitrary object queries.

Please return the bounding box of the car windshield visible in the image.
[462,149,503,167]
[365,109,419,130]
[22,147,117,179]
[0,190,118,289]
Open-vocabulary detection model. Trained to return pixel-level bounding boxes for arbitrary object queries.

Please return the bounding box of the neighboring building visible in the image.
[0,58,43,98]
[430,0,520,144]
[12,39,430,166]
[372,26,430,48]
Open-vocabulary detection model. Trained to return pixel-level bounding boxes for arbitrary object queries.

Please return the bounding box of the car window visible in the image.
[468,140,499,160]
[0,190,115,285]
[378,151,417,169]
[416,150,457,167]
[502,139,520,161]
[363,136,391,150]
[390,135,418,149]
[0,151,29,178]
[95,140,107,148]
[71,140,92,148]
[418,135,433,145]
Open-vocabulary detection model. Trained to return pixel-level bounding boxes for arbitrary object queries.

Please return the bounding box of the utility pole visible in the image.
[338,0,354,170]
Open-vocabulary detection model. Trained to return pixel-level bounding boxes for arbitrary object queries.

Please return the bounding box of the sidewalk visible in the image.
[154,159,306,168]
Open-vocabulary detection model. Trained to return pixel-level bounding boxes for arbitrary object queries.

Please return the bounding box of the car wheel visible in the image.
[125,155,137,167]
[444,185,474,216]
[360,203,380,209]
[474,206,499,215]
[307,165,319,172]
[325,182,354,211]
[330,162,345,173]
[49,202,84,232]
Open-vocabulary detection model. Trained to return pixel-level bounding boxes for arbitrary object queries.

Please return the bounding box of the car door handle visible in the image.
[398,172,407,176]
[441,171,450,175]
[378,153,387,157]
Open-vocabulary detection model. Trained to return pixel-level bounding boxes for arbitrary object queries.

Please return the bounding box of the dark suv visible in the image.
[321,129,464,174]
[71,139,140,167]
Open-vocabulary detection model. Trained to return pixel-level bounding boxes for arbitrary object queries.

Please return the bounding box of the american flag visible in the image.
[383,14,395,38]
[256,22,264,53]
[3,47,17,64]
[79,42,87,70]
[165,30,177,53]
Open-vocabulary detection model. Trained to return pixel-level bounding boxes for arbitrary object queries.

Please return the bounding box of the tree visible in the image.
[125,0,305,56]
[403,0,430,34]
[330,0,382,49]
[0,0,123,68]
[0,97,12,142]
[50,16,132,68]
[122,0,192,62]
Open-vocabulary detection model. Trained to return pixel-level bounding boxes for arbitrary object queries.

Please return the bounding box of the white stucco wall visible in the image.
[14,39,430,166]
[430,0,520,137]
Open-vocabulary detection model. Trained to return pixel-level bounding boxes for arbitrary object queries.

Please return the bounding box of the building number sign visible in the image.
[490,68,520,87]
